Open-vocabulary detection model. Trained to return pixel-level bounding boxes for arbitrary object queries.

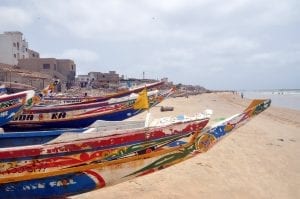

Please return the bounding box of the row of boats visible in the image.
[0,81,271,198]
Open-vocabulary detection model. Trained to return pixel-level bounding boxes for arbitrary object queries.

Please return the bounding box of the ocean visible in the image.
[242,89,300,110]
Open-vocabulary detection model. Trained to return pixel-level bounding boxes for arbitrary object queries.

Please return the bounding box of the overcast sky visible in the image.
[0,0,299,90]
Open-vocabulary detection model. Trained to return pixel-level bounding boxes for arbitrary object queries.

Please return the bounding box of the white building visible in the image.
[76,75,91,87]
[0,31,39,65]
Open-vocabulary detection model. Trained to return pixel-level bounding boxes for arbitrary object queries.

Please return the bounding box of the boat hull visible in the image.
[0,99,271,199]
[0,128,86,148]
[0,90,35,126]
[3,108,144,131]
[42,81,164,105]
[3,90,170,131]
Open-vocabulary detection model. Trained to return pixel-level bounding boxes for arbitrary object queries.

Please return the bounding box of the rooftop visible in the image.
[0,63,52,79]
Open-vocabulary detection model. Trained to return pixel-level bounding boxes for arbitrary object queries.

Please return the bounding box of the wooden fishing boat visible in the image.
[2,89,172,131]
[0,127,86,148]
[0,99,271,199]
[0,118,174,148]
[0,110,212,194]
[0,90,35,127]
[41,81,164,105]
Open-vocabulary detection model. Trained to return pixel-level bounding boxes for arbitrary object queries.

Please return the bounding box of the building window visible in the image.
[17,42,19,50]
[14,54,17,58]
[43,64,50,69]
[32,53,35,57]
[25,48,28,52]
[54,64,57,70]
[71,65,74,70]
[13,43,16,47]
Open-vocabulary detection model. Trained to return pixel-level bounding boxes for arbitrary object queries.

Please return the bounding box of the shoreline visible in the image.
[242,91,300,111]
[72,93,300,199]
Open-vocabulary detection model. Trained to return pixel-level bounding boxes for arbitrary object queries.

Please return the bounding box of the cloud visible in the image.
[205,37,259,55]
[0,6,32,30]
[1,0,299,89]
[209,66,224,73]
[61,49,99,63]
[31,0,160,40]
[61,49,100,75]
[246,50,300,68]
[42,49,99,74]
[42,49,99,62]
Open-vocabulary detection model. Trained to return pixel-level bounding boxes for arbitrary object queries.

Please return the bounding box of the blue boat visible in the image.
[41,81,164,105]
[2,89,173,131]
[0,128,86,148]
[0,99,271,199]
[0,90,34,127]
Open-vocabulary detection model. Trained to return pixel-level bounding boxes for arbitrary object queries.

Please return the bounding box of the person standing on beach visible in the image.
[241,92,244,99]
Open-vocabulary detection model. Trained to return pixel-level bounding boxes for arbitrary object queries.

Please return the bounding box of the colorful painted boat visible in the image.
[0,110,211,188]
[0,90,35,127]
[0,119,168,148]
[3,89,172,131]
[0,99,271,199]
[41,81,164,105]
[0,127,87,148]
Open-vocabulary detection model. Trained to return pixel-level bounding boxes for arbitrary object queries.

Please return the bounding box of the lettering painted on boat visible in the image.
[4,179,76,192]
[22,183,46,190]
[63,99,81,103]
[13,114,34,121]
[46,145,72,153]
[4,183,45,192]
[0,162,47,175]
[49,179,76,187]
[51,112,66,119]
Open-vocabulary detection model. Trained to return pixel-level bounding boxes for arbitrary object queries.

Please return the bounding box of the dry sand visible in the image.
[72,93,300,199]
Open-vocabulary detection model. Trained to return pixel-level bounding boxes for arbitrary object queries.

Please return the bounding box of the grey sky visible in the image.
[0,0,299,90]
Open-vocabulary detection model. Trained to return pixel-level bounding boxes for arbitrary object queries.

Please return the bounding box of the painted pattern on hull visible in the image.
[3,90,170,131]
[0,99,271,199]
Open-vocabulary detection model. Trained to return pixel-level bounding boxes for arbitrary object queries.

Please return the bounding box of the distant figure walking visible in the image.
[241,92,244,99]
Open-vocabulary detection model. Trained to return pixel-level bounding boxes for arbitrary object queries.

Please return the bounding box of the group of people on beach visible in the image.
[232,90,244,99]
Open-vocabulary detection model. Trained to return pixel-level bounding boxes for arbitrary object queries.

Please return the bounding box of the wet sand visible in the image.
[72,93,300,199]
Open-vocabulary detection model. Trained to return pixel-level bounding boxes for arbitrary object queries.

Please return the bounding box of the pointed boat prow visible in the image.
[244,99,272,114]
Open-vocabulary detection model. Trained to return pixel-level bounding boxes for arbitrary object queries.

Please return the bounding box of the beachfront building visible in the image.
[0,31,39,65]
[76,71,121,89]
[120,77,158,88]
[18,58,76,87]
[77,75,91,88]
[0,63,52,90]
[159,77,174,90]
[88,71,120,89]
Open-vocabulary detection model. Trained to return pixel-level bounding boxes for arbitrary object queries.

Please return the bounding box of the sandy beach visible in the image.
[72,92,300,199]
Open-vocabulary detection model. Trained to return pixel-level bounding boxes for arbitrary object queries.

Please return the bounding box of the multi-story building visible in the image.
[0,31,77,91]
[76,75,91,88]
[27,49,40,58]
[0,31,39,65]
[88,71,120,88]
[18,58,76,86]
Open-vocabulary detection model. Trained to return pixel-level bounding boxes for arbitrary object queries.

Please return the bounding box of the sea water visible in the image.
[242,89,300,110]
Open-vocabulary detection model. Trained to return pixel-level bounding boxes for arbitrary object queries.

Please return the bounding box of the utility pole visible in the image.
[143,71,145,79]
